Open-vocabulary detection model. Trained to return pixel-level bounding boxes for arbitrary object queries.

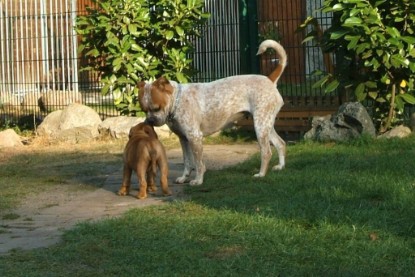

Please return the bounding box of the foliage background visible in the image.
[76,0,209,115]
[301,0,415,132]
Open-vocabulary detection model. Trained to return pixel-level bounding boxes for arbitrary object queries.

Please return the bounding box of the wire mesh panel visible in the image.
[0,0,79,125]
[256,0,339,106]
[191,0,241,82]
[0,0,346,134]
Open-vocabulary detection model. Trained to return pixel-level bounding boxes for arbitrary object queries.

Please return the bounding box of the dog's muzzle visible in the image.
[144,114,166,127]
[144,117,155,126]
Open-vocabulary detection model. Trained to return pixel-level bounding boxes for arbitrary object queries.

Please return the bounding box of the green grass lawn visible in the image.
[1,136,414,276]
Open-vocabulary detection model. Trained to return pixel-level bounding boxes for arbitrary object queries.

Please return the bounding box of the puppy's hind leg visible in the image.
[270,128,286,170]
[158,153,172,196]
[137,161,150,199]
[118,165,132,196]
[146,160,157,194]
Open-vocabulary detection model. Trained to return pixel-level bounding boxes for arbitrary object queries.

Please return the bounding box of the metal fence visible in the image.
[0,0,345,129]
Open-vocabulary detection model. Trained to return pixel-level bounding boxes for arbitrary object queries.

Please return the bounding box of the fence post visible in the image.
[239,0,259,75]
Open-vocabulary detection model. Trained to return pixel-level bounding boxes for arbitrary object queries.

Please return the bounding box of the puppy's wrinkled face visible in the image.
[129,122,159,140]
[138,77,174,126]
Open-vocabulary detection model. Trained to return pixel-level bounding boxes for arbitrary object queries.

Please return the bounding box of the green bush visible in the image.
[76,0,209,115]
[300,0,415,132]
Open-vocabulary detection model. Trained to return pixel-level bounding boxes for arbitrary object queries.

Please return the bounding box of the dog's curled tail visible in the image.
[256,40,287,84]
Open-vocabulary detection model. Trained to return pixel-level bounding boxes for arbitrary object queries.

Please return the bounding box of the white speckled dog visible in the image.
[138,40,287,185]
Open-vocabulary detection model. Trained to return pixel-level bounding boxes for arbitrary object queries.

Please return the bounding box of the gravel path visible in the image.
[0,144,258,255]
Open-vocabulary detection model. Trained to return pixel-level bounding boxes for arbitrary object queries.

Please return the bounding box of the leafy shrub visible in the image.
[76,0,209,115]
[300,0,415,132]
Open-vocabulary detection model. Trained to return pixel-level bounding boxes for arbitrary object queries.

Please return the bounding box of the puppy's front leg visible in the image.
[175,138,194,184]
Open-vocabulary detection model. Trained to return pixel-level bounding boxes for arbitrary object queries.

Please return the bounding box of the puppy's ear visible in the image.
[144,124,159,139]
[154,76,174,95]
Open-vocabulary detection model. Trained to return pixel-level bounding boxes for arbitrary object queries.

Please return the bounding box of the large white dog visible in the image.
[138,40,287,185]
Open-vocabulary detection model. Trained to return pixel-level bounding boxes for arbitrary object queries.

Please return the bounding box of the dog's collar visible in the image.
[167,83,182,122]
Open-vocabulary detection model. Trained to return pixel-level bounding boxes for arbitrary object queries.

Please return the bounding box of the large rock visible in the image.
[305,102,376,142]
[99,116,143,139]
[37,103,102,142]
[99,116,173,139]
[0,129,23,148]
[378,125,412,139]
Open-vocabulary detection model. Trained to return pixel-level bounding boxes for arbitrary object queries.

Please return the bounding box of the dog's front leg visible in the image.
[188,137,206,186]
[175,138,194,184]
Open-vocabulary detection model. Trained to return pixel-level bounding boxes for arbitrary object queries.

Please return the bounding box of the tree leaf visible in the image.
[355,83,366,101]
[325,79,340,93]
[399,93,415,104]
[165,30,174,40]
[343,17,362,27]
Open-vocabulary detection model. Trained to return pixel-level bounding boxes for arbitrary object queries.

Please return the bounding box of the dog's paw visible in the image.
[189,179,203,186]
[253,173,265,178]
[272,164,284,171]
[175,176,189,184]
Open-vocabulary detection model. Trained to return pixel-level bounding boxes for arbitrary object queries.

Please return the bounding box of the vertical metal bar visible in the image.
[35,0,41,92]
[59,0,66,92]
[0,2,5,93]
[5,0,11,94]
[40,0,49,89]
[50,0,55,91]
[71,0,78,93]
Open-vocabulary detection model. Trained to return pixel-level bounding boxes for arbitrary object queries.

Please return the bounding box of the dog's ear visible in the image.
[137,81,148,111]
[138,81,146,90]
[154,77,174,95]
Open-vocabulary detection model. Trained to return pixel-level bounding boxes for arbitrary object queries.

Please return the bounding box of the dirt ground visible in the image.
[0,143,259,255]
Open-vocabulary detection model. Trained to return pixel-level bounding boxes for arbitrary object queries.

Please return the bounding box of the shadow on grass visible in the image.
[1,137,414,276]
[0,146,123,211]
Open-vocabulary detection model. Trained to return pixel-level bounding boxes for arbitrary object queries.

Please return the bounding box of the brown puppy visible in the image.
[118,122,171,199]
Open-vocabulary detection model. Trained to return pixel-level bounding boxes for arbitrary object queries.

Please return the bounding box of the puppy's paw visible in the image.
[117,187,129,196]
[147,185,158,194]
[162,189,173,197]
[137,193,147,200]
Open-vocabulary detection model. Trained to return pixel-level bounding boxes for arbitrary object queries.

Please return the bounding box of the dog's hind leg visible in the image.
[254,132,272,177]
[269,128,286,170]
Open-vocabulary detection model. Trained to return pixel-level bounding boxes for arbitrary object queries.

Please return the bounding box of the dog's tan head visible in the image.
[129,122,159,140]
[138,77,175,126]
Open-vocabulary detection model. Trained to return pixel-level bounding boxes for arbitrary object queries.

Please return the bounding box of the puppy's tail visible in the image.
[256,40,287,84]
